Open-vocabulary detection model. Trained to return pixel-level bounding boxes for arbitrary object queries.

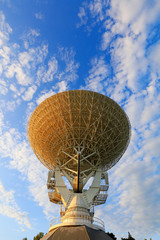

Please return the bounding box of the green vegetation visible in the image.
[33,232,44,240]
[23,231,152,240]
[106,232,117,239]
[121,232,135,240]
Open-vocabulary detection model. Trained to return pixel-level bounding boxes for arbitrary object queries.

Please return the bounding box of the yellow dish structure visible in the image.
[28,90,130,180]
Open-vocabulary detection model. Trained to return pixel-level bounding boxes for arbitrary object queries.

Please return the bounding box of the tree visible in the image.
[106,232,117,240]
[33,232,44,240]
[121,232,135,240]
[22,238,27,240]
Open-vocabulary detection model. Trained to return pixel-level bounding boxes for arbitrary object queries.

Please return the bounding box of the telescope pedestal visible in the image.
[61,194,92,225]
[42,225,113,240]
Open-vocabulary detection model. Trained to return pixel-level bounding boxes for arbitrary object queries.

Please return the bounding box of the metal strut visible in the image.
[77,153,80,193]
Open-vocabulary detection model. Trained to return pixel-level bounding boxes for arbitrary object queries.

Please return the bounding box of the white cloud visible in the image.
[93,118,160,239]
[0,45,11,67]
[0,78,8,95]
[101,31,113,50]
[35,13,44,20]
[143,135,160,158]
[79,0,160,100]
[104,0,160,102]
[0,180,31,229]
[6,100,21,111]
[110,34,148,93]
[0,16,48,102]
[19,51,34,67]
[10,84,21,97]
[84,56,109,93]
[21,29,40,49]
[77,0,108,27]
[6,63,32,86]
[57,80,67,92]
[104,147,160,239]
[36,48,79,88]
[0,13,78,110]
[109,0,145,25]
[124,93,144,128]
[130,1,160,35]
[57,47,79,83]
[43,57,58,82]
[22,85,37,101]
[36,89,55,105]
[37,57,58,84]
[0,110,4,134]
[77,7,88,27]
[148,41,160,77]
[0,127,58,220]
[89,0,106,21]
[4,44,48,89]
[15,64,32,86]
[0,64,2,75]
[0,11,12,46]
[19,45,48,68]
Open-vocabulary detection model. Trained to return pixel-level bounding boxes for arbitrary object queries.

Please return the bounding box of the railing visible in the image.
[50,216,105,230]
[92,216,105,229]
[50,216,61,227]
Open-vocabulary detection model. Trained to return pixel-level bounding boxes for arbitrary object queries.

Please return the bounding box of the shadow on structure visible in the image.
[41,225,113,240]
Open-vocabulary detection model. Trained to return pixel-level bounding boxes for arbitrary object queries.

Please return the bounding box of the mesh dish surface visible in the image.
[28,90,131,174]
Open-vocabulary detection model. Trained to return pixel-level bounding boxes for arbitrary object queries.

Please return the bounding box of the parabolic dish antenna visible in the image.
[28,90,131,234]
[28,90,130,180]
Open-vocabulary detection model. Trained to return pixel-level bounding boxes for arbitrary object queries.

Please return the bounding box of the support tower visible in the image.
[28,90,130,239]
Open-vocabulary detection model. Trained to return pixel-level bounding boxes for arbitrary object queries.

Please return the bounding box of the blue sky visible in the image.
[0,0,160,239]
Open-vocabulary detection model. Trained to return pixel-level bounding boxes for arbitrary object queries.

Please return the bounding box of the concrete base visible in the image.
[41,225,113,240]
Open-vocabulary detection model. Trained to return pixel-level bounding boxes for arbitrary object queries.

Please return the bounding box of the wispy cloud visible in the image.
[77,6,88,28]
[0,78,8,95]
[57,47,79,83]
[37,56,58,83]
[21,29,40,49]
[0,126,59,219]
[0,11,79,108]
[0,11,12,45]
[105,140,160,238]
[22,85,37,101]
[0,180,31,229]
[83,55,110,93]
[36,89,55,105]
[35,13,44,20]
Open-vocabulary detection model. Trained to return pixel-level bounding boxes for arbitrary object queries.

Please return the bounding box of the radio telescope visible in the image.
[28,90,130,239]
